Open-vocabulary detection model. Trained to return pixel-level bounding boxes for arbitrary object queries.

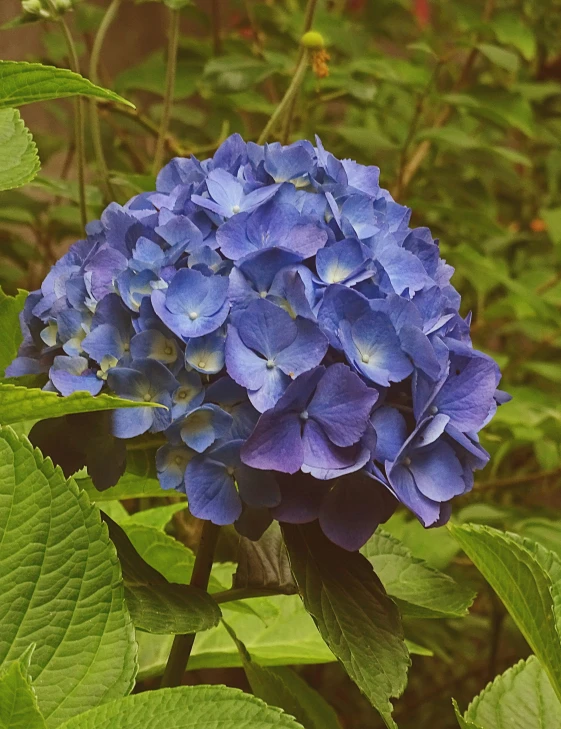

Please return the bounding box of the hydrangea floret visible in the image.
[9,134,508,550]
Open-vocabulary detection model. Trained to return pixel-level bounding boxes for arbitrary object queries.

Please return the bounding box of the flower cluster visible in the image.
[9,135,508,550]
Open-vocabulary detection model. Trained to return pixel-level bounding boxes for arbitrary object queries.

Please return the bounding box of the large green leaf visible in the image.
[0,109,40,192]
[0,287,26,375]
[450,523,561,703]
[137,594,335,678]
[454,656,561,729]
[120,503,187,529]
[224,622,342,729]
[137,592,429,678]
[283,522,410,729]
[104,516,221,635]
[362,529,475,619]
[57,686,304,729]
[477,43,520,73]
[0,428,137,727]
[384,513,460,569]
[0,61,134,109]
[0,653,46,729]
[0,383,160,425]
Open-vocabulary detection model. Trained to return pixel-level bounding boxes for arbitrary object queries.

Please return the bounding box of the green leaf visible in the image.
[477,44,520,73]
[137,594,335,678]
[492,12,536,61]
[0,287,26,375]
[282,522,410,728]
[449,523,561,704]
[224,623,342,729]
[0,61,134,109]
[77,471,170,501]
[384,513,460,570]
[361,529,475,619]
[104,516,221,635]
[121,502,187,530]
[233,523,297,598]
[0,109,40,192]
[0,653,47,729]
[137,593,429,678]
[0,383,161,425]
[57,685,304,729]
[456,656,561,729]
[117,521,230,594]
[523,361,561,383]
[416,126,480,149]
[515,519,561,559]
[541,207,561,246]
[0,428,137,726]
[453,699,483,729]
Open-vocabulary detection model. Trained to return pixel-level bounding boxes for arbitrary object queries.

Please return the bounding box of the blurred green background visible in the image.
[2,0,561,726]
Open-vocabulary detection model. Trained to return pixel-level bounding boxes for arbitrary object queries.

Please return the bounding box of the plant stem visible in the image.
[258,50,309,145]
[54,9,87,230]
[280,0,319,144]
[396,0,495,197]
[153,8,181,175]
[89,0,122,203]
[160,520,220,688]
[211,0,222,56]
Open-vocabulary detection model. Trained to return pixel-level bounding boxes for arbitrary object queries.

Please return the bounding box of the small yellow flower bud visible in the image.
[300,31,326,50]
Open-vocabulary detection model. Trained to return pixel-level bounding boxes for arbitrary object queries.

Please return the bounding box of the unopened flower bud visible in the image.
[22,0,50,17]
[300,31,326,50]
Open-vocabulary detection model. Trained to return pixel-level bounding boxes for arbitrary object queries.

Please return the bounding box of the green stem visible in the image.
[52,9,87,230]
[160,520,220,688]
[280,0,318,144]
[211,0,222,56]
[89,0,122,203]
[257,50,309,145]
[153,8,181,175]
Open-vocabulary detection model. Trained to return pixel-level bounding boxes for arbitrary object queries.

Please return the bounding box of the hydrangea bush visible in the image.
[9,134,507,550]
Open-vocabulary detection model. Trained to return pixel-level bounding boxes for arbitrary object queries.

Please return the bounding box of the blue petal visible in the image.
[301,420,373,480]
[371,406,407,463]
[410,440,465,501]
[172,369,205,419]
[317,284,371,348]
[50,355,103,396]
[112,406,153,439]
[185,329,226,374]
[241,411,303,474]
[237,299,297,359]
[308,363,378,447]
[341,311,413,387]
[316,238,371,285]
[185,455,242,525]
[176,404,233,453]
[82,323,127,363]
[156,444,192,491]
[386,463,442,527]
[130,329,179,364]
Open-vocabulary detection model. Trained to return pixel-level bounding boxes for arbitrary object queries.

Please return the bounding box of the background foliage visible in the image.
[1,0,561,727]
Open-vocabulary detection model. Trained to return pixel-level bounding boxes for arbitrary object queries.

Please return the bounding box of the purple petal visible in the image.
[308,363,378,447]
[241,411,303,474]
[319,472,396,551]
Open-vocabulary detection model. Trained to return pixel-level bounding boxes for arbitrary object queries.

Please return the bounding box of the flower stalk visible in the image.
[160,520,220,688]
[152,8,181,175]
[257,49,310,145]
[89,0,122,204]
[46,0,87,230]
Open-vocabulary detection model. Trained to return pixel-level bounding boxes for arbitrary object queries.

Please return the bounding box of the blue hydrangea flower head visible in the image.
[9,134,509,550]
